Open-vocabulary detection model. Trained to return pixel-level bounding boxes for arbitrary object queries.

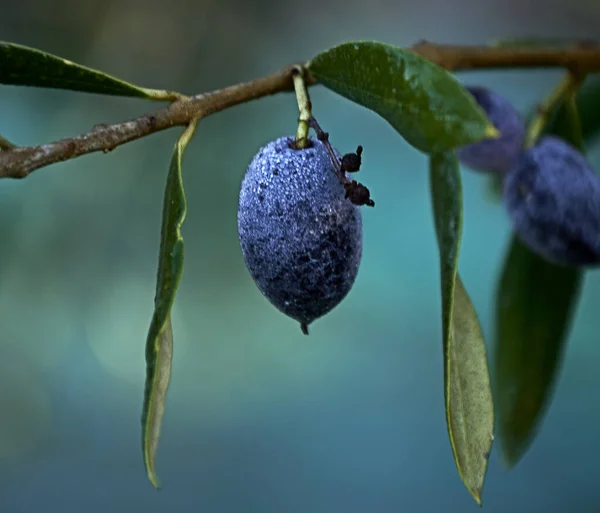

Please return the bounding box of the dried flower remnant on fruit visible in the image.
[457,86,525,175]
[307,117,375,207]
[503,135,600,267]
[341,146,363,172]
[345,180,375,207]
[237,135,364,333]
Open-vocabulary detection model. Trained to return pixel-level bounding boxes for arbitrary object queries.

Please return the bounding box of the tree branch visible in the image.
[0,63,307,178]
[410,40,600,72]
[1,40,600,179]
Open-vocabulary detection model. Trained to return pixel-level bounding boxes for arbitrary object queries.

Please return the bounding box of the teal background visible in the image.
[1,1,600,512]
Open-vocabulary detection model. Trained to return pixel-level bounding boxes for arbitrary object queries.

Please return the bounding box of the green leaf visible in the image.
[494,238,583,467]
[572,75,600,144]
[546,93,584,150]
[0,41,180,100]
[429,151,494,505]
[493,90,585,468]
[543,80,600,149]
[308,41,499,154]
[142,119,199,489]
[522,75,600,147]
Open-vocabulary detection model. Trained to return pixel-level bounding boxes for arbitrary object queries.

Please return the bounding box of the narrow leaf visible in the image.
[308,41,499,154]
[522,75,600,146]
[494,238,582,467]
[0,41,180,100]
[143,316,174,488]
[142,119,199,488]
[494,90,585,468]
[429,151,494,505]
[544,90,585,150]
[571,75,600,144]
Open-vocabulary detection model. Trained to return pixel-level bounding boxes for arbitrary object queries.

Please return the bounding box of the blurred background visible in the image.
[1,1,600,512]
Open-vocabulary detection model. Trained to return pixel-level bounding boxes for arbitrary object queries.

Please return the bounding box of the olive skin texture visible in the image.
[456,86,525,175]
[237,135,363,331]
[503,135,600,267]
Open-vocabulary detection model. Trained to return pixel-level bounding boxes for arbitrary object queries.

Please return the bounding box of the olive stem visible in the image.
[307,116,375,207]
[292,66,312,149]
[524,71,585,148]
[307,116,343,179]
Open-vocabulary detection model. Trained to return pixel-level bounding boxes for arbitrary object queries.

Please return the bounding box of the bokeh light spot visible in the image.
[85,271,189,385]
[0,360,52,463]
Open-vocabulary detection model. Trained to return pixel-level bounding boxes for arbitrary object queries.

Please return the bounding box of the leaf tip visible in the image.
[456,467,486,507]
[471,484,485,507]
[498,442,521,470]
[144,457,162,489]
[484,124,501,140]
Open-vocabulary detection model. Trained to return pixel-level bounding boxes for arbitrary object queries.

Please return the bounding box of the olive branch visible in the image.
[1,40,599,178]
[2,37,600,506]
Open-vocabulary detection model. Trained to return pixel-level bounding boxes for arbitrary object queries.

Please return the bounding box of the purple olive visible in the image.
[503,135,600,267]
[457,86,525,175]
[237,136,363,332]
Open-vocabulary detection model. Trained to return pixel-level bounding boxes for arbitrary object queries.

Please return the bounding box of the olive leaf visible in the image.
[544,89,585,149]
[494,238,582,467]
[142,119,199,489]
[429,151,494,505]
[570,75,600,144]
[522,75,600,147]
[493,89,585,468]
[0,41,180,100]
[307,41,499,154]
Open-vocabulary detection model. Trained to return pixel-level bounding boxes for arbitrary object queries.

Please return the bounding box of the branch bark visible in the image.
[1,41,600,179]
[410,40,600,72]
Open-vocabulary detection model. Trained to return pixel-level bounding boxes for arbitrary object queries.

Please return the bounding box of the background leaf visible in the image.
[0,41,179,100]
[308,41,498,154]
[569,75,600,144]
[545,94,584,149]
[429,151,494,505]
[493,88,585,468]
[142,119,199,488]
